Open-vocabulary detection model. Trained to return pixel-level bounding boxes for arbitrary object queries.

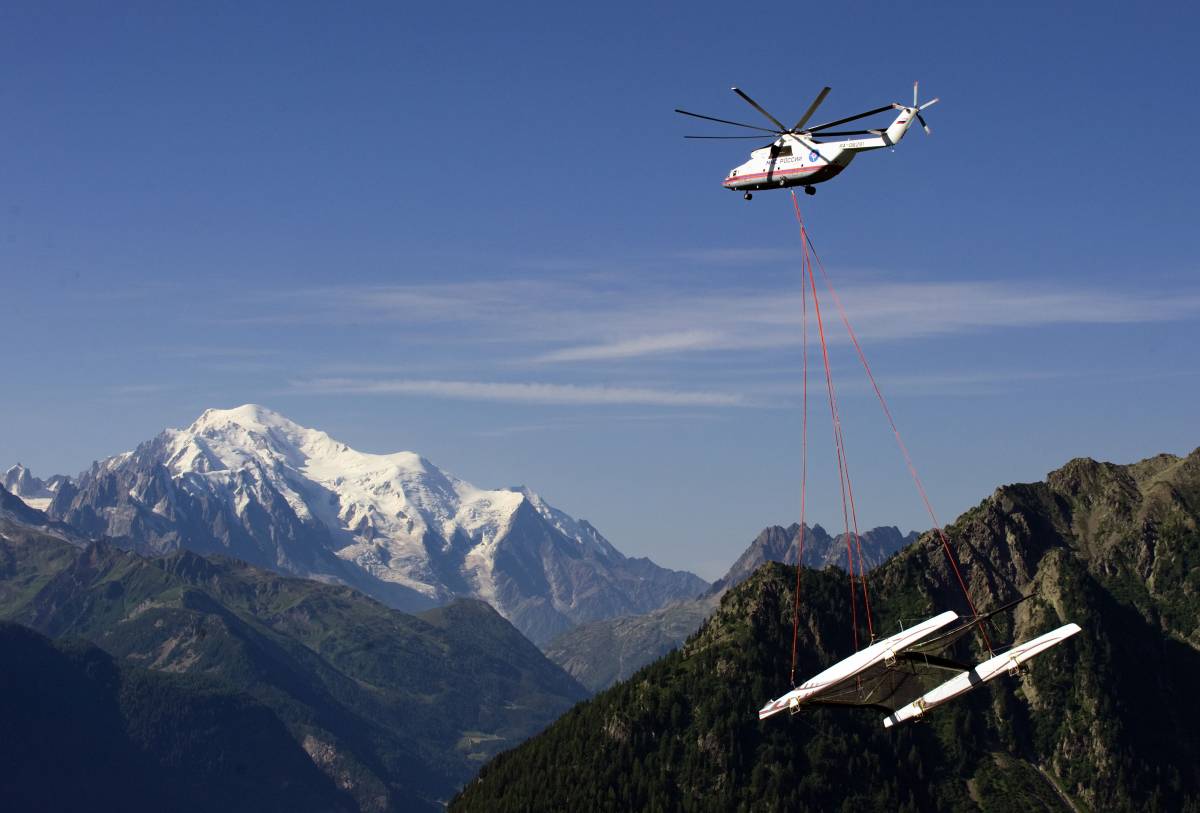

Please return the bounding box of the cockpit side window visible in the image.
[775,145,793,158]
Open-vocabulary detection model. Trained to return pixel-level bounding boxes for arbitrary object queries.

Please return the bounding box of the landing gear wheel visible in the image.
[744,192,753,201]
[804,186,816,196]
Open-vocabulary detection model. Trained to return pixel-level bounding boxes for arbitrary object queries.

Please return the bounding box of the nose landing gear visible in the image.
[744,192,753,201]
[804,186,816,196]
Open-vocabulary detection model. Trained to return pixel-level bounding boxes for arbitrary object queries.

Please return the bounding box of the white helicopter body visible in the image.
[723,109,916,195]
[677,83,938,199]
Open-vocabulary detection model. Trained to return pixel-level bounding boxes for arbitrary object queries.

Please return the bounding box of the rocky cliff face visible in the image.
[456,449,1200,811]
[27,405,706,643]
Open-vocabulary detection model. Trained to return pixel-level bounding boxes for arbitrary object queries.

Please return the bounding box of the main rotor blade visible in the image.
[805,105,894,134]
[919,97,940,111]
[791,86,831,132]
[674,108,782,134]
[730,87,789,132]
[916,112,932,135]
[805,129,874,136]
[685,134,779,139]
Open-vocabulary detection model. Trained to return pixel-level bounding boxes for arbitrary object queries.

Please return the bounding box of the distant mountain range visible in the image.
[546,522,917,691]
[454,450,1200,811]
[0,495,586,811]
[12,405,706,644]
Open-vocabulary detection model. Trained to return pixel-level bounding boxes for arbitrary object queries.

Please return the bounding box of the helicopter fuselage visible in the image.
[722,140,856,193]
[722,107,917,194]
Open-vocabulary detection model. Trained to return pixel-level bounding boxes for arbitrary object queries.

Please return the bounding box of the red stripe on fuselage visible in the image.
[723,165,822,186]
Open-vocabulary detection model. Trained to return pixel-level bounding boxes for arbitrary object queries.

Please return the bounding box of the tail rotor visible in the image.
[910,80,939,135]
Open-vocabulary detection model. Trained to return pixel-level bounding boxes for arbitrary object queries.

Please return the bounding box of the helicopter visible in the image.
[675,82,939,199]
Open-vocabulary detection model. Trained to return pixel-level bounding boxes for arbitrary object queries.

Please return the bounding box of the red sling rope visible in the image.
[795,203,995,656]
[796,200,873,650]
[810,225,876,643]
[788,241,809,685]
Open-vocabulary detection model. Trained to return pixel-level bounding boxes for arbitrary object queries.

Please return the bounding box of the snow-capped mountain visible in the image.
[35,405,707,643]
[2,463,63,511]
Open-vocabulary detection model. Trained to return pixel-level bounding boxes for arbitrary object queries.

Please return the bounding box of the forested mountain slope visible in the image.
[454,450,1200,812]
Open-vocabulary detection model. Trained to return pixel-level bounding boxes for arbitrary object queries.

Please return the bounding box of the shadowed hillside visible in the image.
[0,622,352,812]
[0,504,587,812]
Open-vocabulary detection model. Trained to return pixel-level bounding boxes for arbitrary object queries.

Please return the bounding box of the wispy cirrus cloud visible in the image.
[520,280,1200,363]
[469,412,725,438]
[233,280,579,327]
[289,377,745,407]
[239,275,1200,366]
[533,330,724,363]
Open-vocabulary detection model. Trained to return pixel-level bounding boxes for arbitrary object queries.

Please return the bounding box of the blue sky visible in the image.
[2,1,1198,578]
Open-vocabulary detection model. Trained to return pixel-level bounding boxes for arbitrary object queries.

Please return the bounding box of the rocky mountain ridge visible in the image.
[710,522,917,592]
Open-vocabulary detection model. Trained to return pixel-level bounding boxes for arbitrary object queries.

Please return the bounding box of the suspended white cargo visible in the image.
[758,610,958,720]
[882,623,1082,728]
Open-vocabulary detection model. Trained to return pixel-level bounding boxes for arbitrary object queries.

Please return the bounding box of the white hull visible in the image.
[882,623,1082,728]
[759,610,959,720]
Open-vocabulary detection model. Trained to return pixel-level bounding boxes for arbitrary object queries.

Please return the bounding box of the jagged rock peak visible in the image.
[3,463,46,496]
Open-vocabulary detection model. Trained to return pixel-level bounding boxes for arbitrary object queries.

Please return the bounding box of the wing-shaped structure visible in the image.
[758,610,958,720]
[758,597,1054,721]
[809,651,969,713]
[882,623,1082,728]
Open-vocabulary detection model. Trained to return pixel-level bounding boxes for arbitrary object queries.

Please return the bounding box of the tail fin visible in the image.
[884,106,916,145]
[884,81,938,145]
